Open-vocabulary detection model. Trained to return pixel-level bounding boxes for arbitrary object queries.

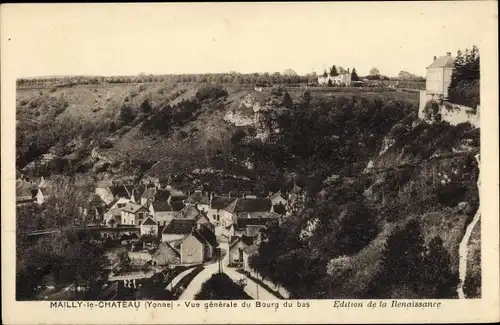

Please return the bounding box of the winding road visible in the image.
[178,242,280,300]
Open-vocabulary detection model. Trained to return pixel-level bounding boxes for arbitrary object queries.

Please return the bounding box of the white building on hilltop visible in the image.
[318,67,352,86]
[425,52,454,101]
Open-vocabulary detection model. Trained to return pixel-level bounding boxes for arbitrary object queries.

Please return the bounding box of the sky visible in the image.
[2,2,496,78]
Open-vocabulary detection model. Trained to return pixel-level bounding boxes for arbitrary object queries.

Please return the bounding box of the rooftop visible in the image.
[162,218,195,234]
[428,54,454,68]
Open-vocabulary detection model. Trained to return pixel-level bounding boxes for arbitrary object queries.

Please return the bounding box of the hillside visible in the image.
[16,81,479,299]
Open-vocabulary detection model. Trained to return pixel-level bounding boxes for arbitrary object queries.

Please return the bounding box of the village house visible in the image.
[140,216,158,237]
[318,67,352,86]
[207,196,237,225]
[121,202,149,226]
[425,52,454,101]
[150,201,180,227]
[184,190,211,214]
[180,205,201,219]
[103,197,130,227]
[179,232,207,265]
[161,218,196,243]
[179,228,217,265]
[228,235,256,266]
[269,191,288,214]
[151,243,181,266]
[232,216,278,238]
[194,213,215,233]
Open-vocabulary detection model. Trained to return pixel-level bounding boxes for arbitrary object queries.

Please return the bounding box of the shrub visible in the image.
[195,85,228,101]
[270,86,284,96]
[423,100,441,122]
[194,273,251,300]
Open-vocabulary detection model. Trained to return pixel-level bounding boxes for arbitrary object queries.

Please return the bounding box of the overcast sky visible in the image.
[2,2,495,78]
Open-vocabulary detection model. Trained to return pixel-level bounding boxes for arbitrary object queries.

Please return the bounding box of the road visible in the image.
[178,242,280,300]
[223,267,278,300]
[166,267,197,290]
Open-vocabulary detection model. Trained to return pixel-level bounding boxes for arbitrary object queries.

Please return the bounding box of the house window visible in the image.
[131,220,134,225]
[138,212,144,219]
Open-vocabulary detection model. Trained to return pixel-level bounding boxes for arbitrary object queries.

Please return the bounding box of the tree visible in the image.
[369,219,426,297]
[423,100,441,123]
[282,91,293,109]
[448,45,480,108]
[273,202,287,215]
[351,68,359,81]
[302,90,312,107]
[329,65,339,77]
[419,236,459,298]
[119,104,136,125]
[369,68,381,76]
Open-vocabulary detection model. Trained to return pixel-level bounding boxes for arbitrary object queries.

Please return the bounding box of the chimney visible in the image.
[446,52,451,56]
[433,56,437,61]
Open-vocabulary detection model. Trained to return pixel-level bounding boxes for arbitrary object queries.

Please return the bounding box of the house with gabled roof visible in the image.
[180,205,201,219]
[426,52,455,101]
[104,197,131,227]
[228,234,256,266]
[219,197,272,229]
[121,202,149,226]
[150,201,180,227]
[161,218,196,243]
[185,190,211,214]
[151,242,181,266]
[140,216,158,237]
[207,196,237,225]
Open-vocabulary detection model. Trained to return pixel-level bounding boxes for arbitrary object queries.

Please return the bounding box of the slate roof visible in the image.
[270,191,286,201]
[154,189,171,202]
[152,242,180,258]
[185,191,210,205]
[196,225,218,248]
[170,201,185,212]
[122,202,147,214]
[162,219,195,234]
[211,196,238,209]
[141,216,157,226]
[229,234,255,248]
[236,217,276,229]
[428,55,454,68]
[225,198,272,213]
[181,205,200,219]
[153,201,174,212]
[106,207,122,217]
